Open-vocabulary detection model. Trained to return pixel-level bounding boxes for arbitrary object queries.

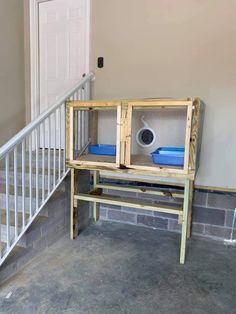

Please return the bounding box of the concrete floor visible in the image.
[0,221,235,314]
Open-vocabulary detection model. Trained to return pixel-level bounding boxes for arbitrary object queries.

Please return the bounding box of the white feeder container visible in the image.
[136,116,156,148]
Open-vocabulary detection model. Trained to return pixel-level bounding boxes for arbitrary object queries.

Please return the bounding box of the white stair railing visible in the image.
[0,72,94,266]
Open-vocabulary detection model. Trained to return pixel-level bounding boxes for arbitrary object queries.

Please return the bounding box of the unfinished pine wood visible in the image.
[68,98,202,264]
[69,106,74,161]
[99,172,185,186]
[66,98,202,180]
[96,183,184,199]
[124,99,199,179]
[89,111,98,144]
[70,169,78,239]
[131,154,183,169]
[101,172,231,193]
[71,155,118,170]
[128,100,192,107]
[189,98,203,172]
[67,101,122,169]
[120,103,128,165]
[65,103,70,162]
[180,179,190,264]
[72,169,193,263]
[77,154,116,163]
[183,103,193,172]
[67,100,121,108]
[74,193,183,216]
[125,104,132,166]
[187,180,194,238]
[127,163,187,175]
[67,162,195,180]
[116,105,122,165]
[93,170,100,221]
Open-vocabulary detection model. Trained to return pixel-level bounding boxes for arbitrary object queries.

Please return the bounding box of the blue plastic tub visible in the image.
[88,144,116,156]
[151,147,184,166]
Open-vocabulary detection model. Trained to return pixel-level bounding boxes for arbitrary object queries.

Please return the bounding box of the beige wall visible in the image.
[90,0,236,189]
[0,0,25,146]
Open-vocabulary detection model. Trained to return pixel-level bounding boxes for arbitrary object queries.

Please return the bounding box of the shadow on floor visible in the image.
[0,221,235,314]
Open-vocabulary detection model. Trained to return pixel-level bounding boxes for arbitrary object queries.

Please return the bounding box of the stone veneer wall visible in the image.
[99,180,236,241]
[1,174,235,284]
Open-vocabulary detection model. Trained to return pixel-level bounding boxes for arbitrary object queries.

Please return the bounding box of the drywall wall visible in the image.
[0,0,25,146]
[97,108,187,156]
[90,0,236,189]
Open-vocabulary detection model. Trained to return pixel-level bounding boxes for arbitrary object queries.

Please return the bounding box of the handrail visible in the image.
[0,72,94,159]
[0,72,94,267]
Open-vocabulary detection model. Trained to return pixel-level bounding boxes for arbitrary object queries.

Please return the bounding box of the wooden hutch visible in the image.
[66,98,203,264]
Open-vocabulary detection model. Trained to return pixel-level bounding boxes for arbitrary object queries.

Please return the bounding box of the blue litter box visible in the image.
[151,147,184,166]
[88,144,116,156]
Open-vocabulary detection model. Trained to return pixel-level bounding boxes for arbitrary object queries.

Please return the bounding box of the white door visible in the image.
[39,0,89,147]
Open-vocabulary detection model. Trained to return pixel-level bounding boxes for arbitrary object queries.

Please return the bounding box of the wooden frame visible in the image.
[67,97,203,264]
[66,100,122,169]
[66,98,202,181]
[72,170,193,264]
[125,99,194,176]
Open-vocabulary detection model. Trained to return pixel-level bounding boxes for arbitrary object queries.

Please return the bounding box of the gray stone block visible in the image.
[40,215,66,236]
[233,229,236,239]
[33,236,47,250]
[105,189,136,198]
[78,202,89,219]
[15,246,42,271]
[0,169,54,189]
[136,190,182,204]
[137,215,168,230]
[107,209,136,224]
[99,203,121,211]
[43,191,68,215]
[78,217,90,231]
[168,219,181,232]
[152,200,182,220]
[154,211,177,220]
[99,206,107,218]
[192,206,225,226]
[16,235,27,248]
[192,222,205,235]
[0,194,36,212]
[40,207,49,217]
[136,192,168,202]
[224,209,236,228]
[0,260,17,283]
[193,191,207,206]
[26,220,45,247]
[205,225,232,239]
[168,220,205,235]
[122,206,154,216]
[207,192,236,210]
[46,226,69,247]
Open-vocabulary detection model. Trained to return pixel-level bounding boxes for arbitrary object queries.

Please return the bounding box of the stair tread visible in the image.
[0,224,22,241]
[1,210,29,227]
[0,225,26,248]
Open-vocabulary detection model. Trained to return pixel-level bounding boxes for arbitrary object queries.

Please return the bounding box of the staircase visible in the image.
[0,150,64,250]
[0,73,94,267]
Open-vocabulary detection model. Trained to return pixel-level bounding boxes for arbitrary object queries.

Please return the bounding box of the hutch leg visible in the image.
[187,180,194,238]
[93,170,100,221]
[180,179,191,264]
[70,168,79,239]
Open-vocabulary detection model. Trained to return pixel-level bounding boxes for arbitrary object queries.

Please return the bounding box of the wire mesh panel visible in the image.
[66,101,122,168]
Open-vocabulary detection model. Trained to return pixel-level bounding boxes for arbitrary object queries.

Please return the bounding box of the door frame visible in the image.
[27,0,90,122]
